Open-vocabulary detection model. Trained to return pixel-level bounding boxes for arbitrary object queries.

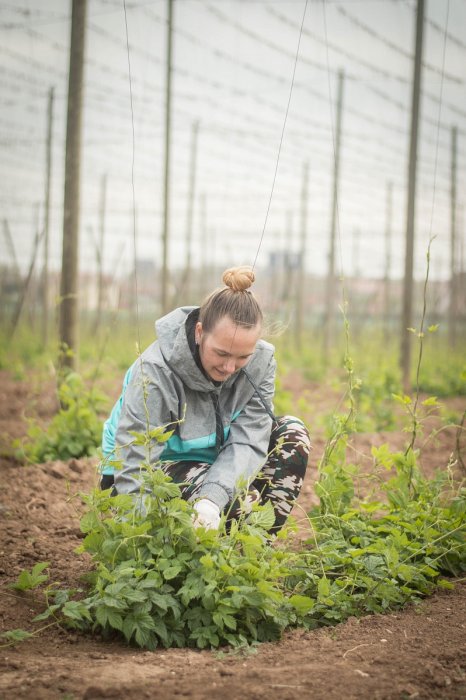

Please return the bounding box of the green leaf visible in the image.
[163,565,183,580]
[437,579,455,590]
[289,594,315,615]
[148,427,174,443]
[317,576,330,600]
[9,562,50,591]
[128,431,147,446]
[421,565,439,579]
[33,604,61,622]
[392,393,412,405]
[62,600,93,622]
[200,554,215,569]
[96,605,123,631]
[247,501,276,530]
[421,396,438,407]
[371,444,395,470]
[1,629,34,643]
[152,619,169,644]
[80,510,101,533]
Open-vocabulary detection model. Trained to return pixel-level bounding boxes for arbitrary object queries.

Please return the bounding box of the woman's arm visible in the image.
[196,356,276,509]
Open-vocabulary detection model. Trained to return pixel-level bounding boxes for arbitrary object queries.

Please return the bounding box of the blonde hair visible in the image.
[199,266,263,332]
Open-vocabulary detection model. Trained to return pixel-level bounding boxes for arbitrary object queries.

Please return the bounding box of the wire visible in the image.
[252,0,308,271]
[337,4,464,86]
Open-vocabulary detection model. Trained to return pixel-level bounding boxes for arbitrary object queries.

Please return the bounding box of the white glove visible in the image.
[193,499,221,530]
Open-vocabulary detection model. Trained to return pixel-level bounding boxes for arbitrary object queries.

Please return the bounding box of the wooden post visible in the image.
[324,69,344,357]
[296,161,309,351]
[352,227,361,278]
[161,0,173,314]
[59,0,87,369]
[3,219,21,282]
[182,120,199,301]
[199,192,207,298]
[283,210,294,307]
[10,225,44,338]
[449,125,457,347]
[95,173,107,332]
[400,0,424,392]
[42,86,54,347]
[29,203,41,328]
[384,181,393,338]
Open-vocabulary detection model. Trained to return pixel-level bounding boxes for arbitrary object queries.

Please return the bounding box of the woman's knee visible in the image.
[271,415,311,452]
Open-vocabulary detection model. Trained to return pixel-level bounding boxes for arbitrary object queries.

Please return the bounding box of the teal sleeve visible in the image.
[99,364,135,475]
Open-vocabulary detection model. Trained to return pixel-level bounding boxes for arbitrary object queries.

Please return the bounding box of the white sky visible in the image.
[1,0,465,284]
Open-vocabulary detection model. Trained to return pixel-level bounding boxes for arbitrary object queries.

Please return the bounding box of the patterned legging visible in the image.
[160,415,310,532]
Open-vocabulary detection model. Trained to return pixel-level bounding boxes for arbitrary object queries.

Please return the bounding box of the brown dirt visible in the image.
[0,369,465,700]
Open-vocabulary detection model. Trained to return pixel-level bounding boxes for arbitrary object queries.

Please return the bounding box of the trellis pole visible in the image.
[59,0,87,369]
[42,86,54,347]
[323,69,344,358]
[400,0,424,392]
[449,125,457,347]
[161,0,174,314]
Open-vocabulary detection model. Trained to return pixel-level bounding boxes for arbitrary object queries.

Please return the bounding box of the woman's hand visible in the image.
[192,499,221,530]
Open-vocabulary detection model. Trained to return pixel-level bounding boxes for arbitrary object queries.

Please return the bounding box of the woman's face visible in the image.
[195,316,261,382]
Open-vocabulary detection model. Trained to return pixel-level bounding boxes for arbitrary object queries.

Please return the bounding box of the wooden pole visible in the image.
[29,203,41,328]
[352,227,361,278]
[351,226,360,330]
[400,0,424,392]
[182,120,199,301]
[384,181,393,337]
[324,69,344,356]
[296,161,309,351]
[283,210,294,307]
[460,205,465,337]
[59,0,87,369]
[42,86,54,347]
[161,0,173,314]
[96,173,107,332]
[3,219,21,282]
[199,192,207,298]
[10,226,45,338]
[449,125,457,347]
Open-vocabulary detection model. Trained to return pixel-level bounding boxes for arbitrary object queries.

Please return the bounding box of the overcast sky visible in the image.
[1,0,465,285]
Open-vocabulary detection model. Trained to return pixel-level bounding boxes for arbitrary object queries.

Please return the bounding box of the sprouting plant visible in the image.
[8,562,50,592]
[390,240,445,493]
[15,372,106,463]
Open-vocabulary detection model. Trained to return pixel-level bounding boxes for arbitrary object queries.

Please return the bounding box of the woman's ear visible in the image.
[195,321,203,345]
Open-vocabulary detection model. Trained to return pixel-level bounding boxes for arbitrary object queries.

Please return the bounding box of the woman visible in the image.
[100,266,310,532]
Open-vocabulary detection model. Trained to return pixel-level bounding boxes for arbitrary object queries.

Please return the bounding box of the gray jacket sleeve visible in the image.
[113,361,176,495]
[197,356,276,510]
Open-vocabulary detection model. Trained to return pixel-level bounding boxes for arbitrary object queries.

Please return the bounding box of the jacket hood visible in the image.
[154,306,274,393]
[155,306,208,392]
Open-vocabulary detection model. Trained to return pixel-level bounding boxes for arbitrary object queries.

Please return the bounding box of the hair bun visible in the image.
[222,266,255,292]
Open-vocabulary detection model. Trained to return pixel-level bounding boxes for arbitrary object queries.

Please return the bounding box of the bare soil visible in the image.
[0,369,465,700]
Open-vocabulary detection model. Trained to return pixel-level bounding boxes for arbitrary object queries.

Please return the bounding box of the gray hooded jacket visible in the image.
[109,306,276,510]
